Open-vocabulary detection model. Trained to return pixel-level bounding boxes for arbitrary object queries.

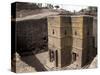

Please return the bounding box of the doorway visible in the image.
[55,50,58,67]
[72,52,77,63]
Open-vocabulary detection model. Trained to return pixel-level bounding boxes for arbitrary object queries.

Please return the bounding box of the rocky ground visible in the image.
[12,51,97,73]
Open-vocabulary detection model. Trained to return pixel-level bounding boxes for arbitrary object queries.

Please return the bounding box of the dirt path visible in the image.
[16,11,59,21]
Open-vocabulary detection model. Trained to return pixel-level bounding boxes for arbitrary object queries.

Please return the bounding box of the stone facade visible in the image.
[47,15,94,68]
[71,16,94,67]
[47,15,72,68]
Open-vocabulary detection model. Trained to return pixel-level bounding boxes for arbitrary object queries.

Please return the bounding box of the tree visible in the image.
[46,4,54,9]
[55,5,59,9]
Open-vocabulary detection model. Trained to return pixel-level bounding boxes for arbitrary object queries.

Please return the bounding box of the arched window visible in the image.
[87,31,89,35]
[52,29,54,34]
[65,30,66,35]
[75,31,77,35]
